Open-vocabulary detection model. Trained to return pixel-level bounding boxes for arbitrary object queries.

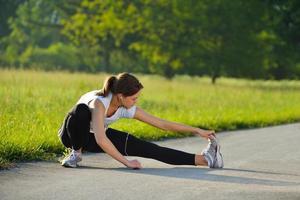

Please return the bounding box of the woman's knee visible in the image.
[71,104,91,121]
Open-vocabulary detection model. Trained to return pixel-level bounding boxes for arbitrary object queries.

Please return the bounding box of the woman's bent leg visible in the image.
[106,128,196,166]
[66,104,91,150]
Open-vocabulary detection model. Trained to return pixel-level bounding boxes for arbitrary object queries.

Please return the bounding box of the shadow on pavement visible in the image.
[78,165,300,187]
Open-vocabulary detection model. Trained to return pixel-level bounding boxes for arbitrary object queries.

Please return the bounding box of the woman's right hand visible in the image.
[196,128,216,140]
[125,159,142,169]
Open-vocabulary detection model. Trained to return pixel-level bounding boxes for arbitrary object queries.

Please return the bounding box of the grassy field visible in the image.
[1,69,300,168]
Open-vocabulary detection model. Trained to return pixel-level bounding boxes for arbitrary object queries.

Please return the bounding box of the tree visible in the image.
[62,0,142,72]
[1,0,88,68]
[0,0,25,38]
[192,0,268,83]
[264,0,300,79]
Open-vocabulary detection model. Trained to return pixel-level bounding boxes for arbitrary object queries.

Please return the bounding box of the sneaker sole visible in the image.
[61,161,78,168]
[214,144,224,168]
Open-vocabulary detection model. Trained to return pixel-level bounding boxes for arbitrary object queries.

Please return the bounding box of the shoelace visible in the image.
[65,152,77,161]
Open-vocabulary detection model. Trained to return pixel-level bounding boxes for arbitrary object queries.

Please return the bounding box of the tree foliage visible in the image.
[1,0,299,82]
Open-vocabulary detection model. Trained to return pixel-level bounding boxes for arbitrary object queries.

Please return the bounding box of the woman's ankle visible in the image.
[72,148,82,155]
[195,154,208,166]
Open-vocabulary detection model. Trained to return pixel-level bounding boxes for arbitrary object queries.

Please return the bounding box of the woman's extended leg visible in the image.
[103,128,208,166]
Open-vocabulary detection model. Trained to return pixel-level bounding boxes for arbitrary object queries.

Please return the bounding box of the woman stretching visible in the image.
[58,72,224,169]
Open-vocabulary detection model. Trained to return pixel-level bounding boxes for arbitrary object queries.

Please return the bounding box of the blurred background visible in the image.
[1,0,300,83]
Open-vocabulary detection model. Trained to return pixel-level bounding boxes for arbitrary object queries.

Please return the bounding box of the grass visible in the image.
[1,69,300,169]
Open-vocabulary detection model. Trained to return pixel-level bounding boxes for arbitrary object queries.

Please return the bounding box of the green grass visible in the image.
[1,69,300,169]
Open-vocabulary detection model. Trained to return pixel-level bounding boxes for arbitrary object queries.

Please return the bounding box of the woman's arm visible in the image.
[134,107,215,139]
[91,99,142,169]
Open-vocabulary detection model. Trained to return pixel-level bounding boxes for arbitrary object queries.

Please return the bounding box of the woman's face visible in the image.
[121,90,141,109]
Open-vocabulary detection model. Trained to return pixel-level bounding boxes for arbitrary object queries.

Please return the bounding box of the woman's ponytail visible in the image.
[97,72,143,97]
[97,76,117,97]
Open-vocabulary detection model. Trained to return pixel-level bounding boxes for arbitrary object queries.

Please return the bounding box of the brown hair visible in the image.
[97,72,143,97]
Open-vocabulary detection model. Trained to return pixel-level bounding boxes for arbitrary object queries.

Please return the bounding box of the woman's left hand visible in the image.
[195,128,216,140]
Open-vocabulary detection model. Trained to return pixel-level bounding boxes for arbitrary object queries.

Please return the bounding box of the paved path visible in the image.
[1,123,300,200]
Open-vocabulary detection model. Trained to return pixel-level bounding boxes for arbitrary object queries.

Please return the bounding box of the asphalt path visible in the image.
[1,123,300,200]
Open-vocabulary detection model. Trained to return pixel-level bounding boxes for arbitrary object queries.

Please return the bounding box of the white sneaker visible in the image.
[61,150,82,168]
[201,137,224,168]
[201,138,217,168]
[212,137,224,168]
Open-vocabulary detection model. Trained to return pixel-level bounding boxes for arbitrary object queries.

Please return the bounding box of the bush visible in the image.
[20,43,83,70]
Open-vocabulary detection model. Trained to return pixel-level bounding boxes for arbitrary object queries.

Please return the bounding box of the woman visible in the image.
[58,72,224,169]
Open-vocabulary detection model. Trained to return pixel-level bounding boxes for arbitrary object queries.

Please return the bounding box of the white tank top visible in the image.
[76,90,137,130]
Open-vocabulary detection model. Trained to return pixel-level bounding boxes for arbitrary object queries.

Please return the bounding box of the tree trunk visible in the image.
[212,75,217,84]
[211,69,219,84]
[163,64,175,79]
